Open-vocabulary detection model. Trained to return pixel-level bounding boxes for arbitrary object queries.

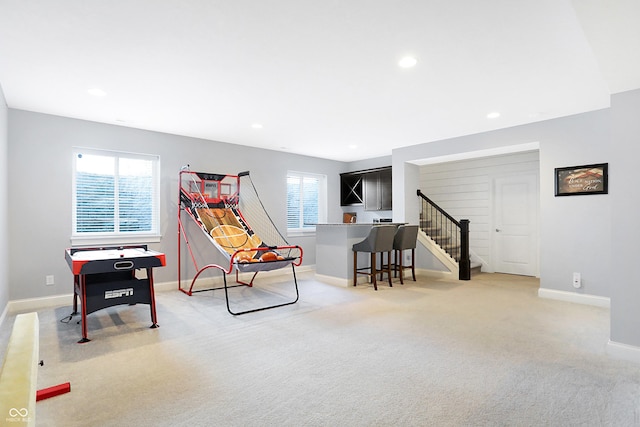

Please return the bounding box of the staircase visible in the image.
[417,189,472,280]
[419,218,460,257]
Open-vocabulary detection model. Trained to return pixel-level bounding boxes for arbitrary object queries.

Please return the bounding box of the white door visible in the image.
[493,174,538,276]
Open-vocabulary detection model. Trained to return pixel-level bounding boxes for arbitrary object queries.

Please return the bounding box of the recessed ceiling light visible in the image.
[87,88,107,97]
[487,112,501,119]
[251,123,263,129]
[398,56,417,68]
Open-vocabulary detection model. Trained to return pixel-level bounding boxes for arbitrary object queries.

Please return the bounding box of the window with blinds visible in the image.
[287,171,327,234]
[72,148,160,244]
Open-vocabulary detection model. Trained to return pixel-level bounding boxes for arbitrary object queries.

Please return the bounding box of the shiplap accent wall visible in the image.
[418,150,539,271]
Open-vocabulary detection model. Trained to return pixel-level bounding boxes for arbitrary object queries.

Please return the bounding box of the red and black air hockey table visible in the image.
[65,245,166,343]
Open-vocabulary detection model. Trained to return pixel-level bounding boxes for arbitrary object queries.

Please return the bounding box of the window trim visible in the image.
[286,170,327,237]
[71,147,161,246]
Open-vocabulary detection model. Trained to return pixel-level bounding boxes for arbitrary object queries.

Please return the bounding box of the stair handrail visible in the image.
[417,189,460,227]
[417,189,471,280]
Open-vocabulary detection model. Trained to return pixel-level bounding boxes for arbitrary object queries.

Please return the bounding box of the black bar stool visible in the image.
[352,225,396,290]
[393,225,419,284]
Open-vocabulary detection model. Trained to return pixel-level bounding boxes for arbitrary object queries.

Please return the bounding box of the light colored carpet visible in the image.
[3,272,640,426]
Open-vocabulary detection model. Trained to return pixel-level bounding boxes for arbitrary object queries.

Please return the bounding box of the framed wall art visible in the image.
[554,163,608,196]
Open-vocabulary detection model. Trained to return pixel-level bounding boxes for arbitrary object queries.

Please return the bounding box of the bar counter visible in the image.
[315,223,403,286]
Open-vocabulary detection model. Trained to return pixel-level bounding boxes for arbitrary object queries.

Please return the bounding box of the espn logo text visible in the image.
[105,288,134,299]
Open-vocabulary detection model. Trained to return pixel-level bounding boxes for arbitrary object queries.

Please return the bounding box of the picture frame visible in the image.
[554,163,608,196]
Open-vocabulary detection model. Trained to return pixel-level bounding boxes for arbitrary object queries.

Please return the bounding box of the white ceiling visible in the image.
[1,0,639,162]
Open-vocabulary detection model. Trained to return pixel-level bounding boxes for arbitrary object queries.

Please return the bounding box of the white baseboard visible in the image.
[607,340,640,363]
[137,264,316,294]
[8,293,74,314]
[537,288,610,308]
[314,274,351,287]
[417,268,455,280]
[314,268,455,288]
[2,264,315,318]
[314,273,382,287]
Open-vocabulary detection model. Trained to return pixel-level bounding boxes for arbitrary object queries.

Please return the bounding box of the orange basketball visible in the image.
[260,252,278,262]
[235,252,253,263]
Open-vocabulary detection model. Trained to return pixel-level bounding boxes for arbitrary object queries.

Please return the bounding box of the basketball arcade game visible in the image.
[178,168,303,315]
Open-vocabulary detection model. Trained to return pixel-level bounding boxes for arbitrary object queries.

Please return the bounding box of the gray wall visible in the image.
[7,109,346,300]
[538,111,612,299]
[0,84,8,316]
[610,89,640,346]
[393,108,612,299]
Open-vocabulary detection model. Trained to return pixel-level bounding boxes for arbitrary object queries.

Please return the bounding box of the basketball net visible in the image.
[237,174,289,248]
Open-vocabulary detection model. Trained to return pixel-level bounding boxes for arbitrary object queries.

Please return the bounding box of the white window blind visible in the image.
[72,148,160,244]
[287,171,326,234]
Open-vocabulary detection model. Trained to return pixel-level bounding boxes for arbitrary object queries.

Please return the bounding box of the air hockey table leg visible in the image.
[71,275,80,316]
[147,268,159,329]
[78,275,90,343]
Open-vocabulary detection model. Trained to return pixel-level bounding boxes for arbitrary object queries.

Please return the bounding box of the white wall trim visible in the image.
[154,264,315,293]
[418,232,459,275]
[2,265,315,317]
[409,141,540,166]
[538,288,610,308]
[469,248,491,273]
[314,271,395,288]
[314,274,351,287]
[607,340,640,363]
[315,267,456,288]
[417,268,456,280]
[8,293,74,314]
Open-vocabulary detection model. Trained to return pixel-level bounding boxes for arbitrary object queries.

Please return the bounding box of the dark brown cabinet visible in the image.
[340,167,392,210]
[364,168,392,211]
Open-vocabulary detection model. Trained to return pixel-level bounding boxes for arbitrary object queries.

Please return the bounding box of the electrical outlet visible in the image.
[572,272,581,289]
[46,275,55,286]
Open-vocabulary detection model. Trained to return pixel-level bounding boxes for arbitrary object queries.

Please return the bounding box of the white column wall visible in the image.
[0,84,8,318]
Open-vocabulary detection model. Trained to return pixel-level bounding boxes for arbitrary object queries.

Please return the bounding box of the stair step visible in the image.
[470,262,482,276]
[439,243,460,251]
[422,227,442,234]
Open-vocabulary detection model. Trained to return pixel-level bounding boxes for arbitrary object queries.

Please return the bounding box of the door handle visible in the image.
[495,228,501,232]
